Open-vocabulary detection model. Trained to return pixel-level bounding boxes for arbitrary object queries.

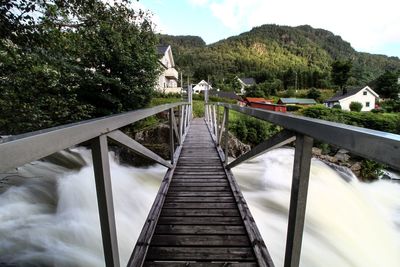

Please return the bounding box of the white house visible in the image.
[156,45,181,94]
[325,86,379,111]
[193,80,212,94]
[237,77,256,94]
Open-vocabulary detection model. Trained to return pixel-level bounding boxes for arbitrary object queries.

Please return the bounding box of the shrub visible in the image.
[332,104,342,109]
[360,160,384,181]
[230,115,280,145]
[349,102,363,112]
[300,106,400,134]
[307,88,321,101]
[286,105,302,112]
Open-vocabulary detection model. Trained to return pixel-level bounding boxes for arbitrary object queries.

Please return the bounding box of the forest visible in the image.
[159,24,400,92]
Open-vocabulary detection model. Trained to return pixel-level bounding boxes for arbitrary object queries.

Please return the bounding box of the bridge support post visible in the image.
[284,134,313,267]
[169,108,175,165]
[179,105,184,144]
[91,135,120,267]
[223,107,230,165]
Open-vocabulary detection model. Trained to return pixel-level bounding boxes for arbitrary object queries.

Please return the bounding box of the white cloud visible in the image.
[189,0,210,6]
[201,0,400,56]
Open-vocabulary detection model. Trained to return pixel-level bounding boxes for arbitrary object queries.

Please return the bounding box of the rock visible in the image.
[109,123,172,167]
[351,162,362,172]
[334,150,350,162]
[337,149,349,154]
[134,124,170,144]
[226,132,251,158]
[324,155,338,163]
[312,147,322,156]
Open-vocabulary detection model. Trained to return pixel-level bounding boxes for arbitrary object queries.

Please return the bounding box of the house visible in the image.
[156,45,181,94]
[278,98,317,106]
[210,91,242,102]
[237,77,256,94]
[242,97,286,112]
[325,86,379,111]
[243,97,273,104]
[193,80,212,94]
[247,102,287,112]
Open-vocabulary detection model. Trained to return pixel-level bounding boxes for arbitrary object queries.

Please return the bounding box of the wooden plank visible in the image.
[167,192,232,197]
[171,179,227,183]
[172,175,226,179]
[160,209,240,217]
[144,262,257,267]
[175,166,222,170]
[146,247,255,261]
[173,173,226,176]
[162,203,237,209]
[167,186,230,192]
[170,182,228,187]
[157,217,243,225]
[151,235,250,247]
[165,196,234,202]
[155,225,246,235]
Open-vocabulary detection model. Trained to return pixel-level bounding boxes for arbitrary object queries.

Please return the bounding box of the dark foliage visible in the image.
[0,0,159,134]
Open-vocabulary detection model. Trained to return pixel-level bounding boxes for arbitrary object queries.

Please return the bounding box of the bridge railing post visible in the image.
[213,105,218,138]
[169,108,175,165]
[91,135,120,267]
[223,107,230,165]
[284,134,313,267]
[179,105,184,145]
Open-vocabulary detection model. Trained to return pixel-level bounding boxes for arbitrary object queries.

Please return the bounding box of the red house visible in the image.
[243,97,287,112]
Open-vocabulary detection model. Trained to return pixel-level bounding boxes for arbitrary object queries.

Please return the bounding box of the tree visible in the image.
[374,71,400,99]
[245,86,265,98]
[349,101,363,112]
[331,60,352,94]
[0,0,159,134]
[307,88,321,100]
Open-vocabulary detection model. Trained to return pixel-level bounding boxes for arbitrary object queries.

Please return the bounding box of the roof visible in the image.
[157,45,169,56]
[278,98,317,104]
[210,91,242,100]
[244,97,272,103]
[325,86,379,102]
[239,78,256,86]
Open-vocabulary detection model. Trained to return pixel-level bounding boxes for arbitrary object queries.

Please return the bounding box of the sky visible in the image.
[134,0,400,58]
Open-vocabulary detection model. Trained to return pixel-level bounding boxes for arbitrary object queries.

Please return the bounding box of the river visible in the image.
[0,147,399,266]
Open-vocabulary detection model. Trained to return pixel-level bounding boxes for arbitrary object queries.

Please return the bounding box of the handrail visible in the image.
[0,102,192,267]
[0,102,187,172]
[215,103,400,170]
[204,102,400,267]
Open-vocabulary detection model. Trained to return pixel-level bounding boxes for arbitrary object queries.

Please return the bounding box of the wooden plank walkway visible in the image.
[136,118,273,267]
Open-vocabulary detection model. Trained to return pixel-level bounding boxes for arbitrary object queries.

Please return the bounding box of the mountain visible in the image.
[157,24,400,91]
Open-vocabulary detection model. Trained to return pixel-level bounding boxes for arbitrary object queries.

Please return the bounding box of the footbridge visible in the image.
[1,100,399,267]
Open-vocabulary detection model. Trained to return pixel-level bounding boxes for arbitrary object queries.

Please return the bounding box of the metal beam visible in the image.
[217,103,400,170]
[284,134,313,267]
[171,111,180,144]
[213,105,218,138]
[169,108,175,165]
[91,135,120,267]
[223,107,230,165]
[179,106,184,144]
[0,102,187,172]
[227,130,296,169]
[218,108,226,145]
[107,130,172,169]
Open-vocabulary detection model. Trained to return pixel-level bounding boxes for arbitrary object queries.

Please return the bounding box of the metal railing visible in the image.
[205,102,400,267]
[0,102,192,267]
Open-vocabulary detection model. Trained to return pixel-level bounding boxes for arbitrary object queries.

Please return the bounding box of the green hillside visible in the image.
[158,24,400,90]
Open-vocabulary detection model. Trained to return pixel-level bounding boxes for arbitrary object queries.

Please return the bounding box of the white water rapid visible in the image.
[0,147,399,267]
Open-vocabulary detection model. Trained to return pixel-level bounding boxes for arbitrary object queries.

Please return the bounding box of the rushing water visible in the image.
[0,147,399,267]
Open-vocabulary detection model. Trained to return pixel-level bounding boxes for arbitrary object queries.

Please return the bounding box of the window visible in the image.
[366,102,370,107]
[363,91,367,95]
